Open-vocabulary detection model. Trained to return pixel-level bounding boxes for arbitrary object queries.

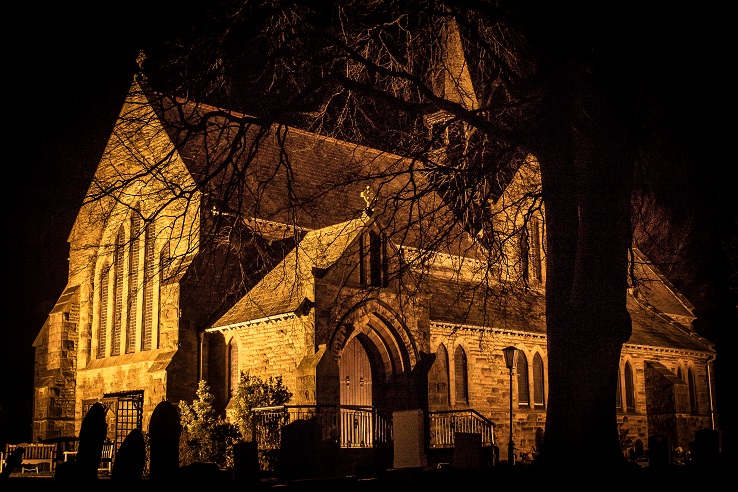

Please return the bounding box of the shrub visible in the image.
[230,372,293,471]
[230,373,293,440]
[179,380,240,468]
[178,375,293,471]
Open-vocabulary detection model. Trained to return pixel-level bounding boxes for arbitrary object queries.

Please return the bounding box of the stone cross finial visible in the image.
[361,185,375,215]
[360,186,373,207]
[136,50,147,71]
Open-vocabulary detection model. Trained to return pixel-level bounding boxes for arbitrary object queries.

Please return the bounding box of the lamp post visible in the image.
[502,345,517,465]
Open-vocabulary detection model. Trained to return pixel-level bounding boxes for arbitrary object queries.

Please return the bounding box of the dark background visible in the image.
[4,3,735,443]
[4,4,175,419]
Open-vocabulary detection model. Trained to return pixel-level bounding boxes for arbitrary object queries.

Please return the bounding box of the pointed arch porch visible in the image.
[328,298,423,416]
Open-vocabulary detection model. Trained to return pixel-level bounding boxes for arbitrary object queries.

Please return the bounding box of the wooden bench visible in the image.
[98,443,114,473]
[62,443,114,474]
[2,443,57,474]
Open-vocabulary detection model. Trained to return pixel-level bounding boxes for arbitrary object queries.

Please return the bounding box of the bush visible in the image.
[178,375,293,471]
[179,380,240,468]
[230,373,292,440]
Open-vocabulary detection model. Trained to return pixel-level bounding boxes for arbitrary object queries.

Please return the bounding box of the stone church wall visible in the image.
[229,315,312,397]
[428,323,714,461]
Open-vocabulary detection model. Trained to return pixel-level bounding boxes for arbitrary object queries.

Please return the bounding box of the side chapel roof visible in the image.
[212,217,367,328]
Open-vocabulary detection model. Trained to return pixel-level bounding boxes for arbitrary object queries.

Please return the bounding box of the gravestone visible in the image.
[148,400,181,482]
[648,434,672,468]
[690,428,721,466]
[392,409,426,469]
[111,428,146,481]
[453,432,481,468]
[76,402,108,481]
[0,446,25,479]
[233,440,260,485]
[279,418,320,479]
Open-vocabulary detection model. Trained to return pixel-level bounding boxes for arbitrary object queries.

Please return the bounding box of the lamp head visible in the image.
[503,346,517,370]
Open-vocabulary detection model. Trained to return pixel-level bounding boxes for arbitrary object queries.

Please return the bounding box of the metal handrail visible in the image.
[428,409,495,448]
[251,404,392,449]
[250,405,493,450]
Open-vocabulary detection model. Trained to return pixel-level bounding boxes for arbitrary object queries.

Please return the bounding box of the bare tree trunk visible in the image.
[536,72,636,469]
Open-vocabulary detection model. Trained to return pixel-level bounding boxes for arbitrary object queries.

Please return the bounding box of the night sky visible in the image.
[4,3,734,420]
[5,3,168,403]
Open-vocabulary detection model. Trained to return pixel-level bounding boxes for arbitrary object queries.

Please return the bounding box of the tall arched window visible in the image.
[517,351,529,407]
[428,344,450,408]
[97,263,110,358]
[228,339,239,399]
[454,345,469,405]
[616,366,622,410]
[155,242,170,350]
[141,221,156,350]
[521,218,543,286]
[111,226,125,356]
[688,367,698,413]
[520,227,530,282]
[126,208,141,353]
[624,361,635,412]
[533,352,545,408]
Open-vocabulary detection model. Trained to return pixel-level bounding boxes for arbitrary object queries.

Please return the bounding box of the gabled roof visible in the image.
[625,250,710,352]
[427,275,547,333]
[630,247,695,321]
[211,217,369,328]
[626,295,711,352]
[131,82,712,354]
[140,87,480,258]
[33,285,80,347]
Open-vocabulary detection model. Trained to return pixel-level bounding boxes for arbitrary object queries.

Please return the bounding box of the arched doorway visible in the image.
[339,336,372,407]
[338,335,374,447]
[331,299,420,448]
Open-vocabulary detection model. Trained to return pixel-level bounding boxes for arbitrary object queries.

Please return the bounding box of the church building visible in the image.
[31,34,717,470]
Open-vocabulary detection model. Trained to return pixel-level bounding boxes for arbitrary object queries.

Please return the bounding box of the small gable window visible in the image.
[521,218,543,287]
[360,230,387,287]
[616,366,623,411]
[454,345,469,405]
[228,339,239,399]
[155,241,170,350]
[141,220,156,351]
[126,208,141,354]
[112,226,125,356]
[98,263,111,358]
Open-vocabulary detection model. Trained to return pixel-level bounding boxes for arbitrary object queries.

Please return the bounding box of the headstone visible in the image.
[180,461,227,482]
[233,441,260,485]
[149,400,181,482]
[534,427,544,455]
[279,418,320,479]
[0,446,25,479]
[76,402,108,481]
[111,428,146,481]
[631,438,645,461]
[392,409,426,469]
[690,428,721,466]
[453,432,481,468]
[648,434,672,468]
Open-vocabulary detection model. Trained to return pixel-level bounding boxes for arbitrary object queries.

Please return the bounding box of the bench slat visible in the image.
[3,443,56,474]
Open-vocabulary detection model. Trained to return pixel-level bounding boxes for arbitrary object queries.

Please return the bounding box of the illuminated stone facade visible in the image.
[32,79,717,467]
